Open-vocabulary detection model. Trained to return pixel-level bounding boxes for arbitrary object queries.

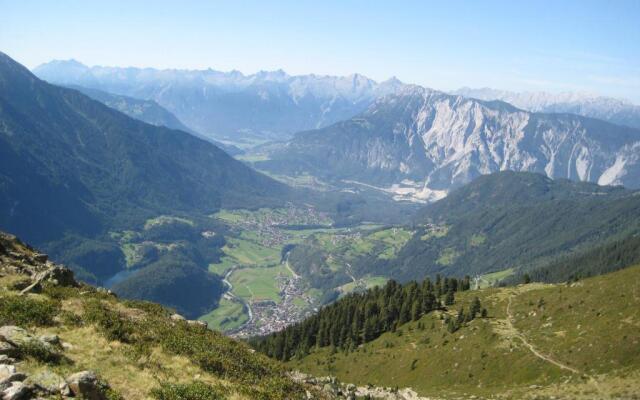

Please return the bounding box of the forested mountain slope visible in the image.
[0,52,289,244]
[285,172,640,288]
[383,172,640,281]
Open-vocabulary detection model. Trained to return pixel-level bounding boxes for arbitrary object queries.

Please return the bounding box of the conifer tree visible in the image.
[445,289,455,306]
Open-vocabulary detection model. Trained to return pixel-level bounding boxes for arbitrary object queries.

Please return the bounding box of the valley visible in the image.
[200,205,409,337]
[1,15,640,398]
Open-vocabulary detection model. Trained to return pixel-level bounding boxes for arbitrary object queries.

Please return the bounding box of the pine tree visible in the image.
[470,297,481,318]
[445,289,455,306]
[254,273,471,361]
[456,307,466,325]
[411,299,422,321]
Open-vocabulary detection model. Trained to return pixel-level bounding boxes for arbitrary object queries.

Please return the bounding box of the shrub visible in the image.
[0,295,59,326]
[150,382,227,400]
[17,340,63,364]
[82,299,134,343]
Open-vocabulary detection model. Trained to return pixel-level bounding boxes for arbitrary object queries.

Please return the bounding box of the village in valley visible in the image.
[203,203,415,337]
[203,204,333,336]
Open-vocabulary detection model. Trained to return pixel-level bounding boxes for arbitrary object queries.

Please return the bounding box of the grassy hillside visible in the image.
[0,232,325,400]
[286,265,640,399]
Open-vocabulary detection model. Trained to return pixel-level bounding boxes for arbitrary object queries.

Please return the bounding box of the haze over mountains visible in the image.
[454,87,640,130]
[32,59,640,204]
[256,86,640,197]
[33,59,404,144]
[65,84,243,154]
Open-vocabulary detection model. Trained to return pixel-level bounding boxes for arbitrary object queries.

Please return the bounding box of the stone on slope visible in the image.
[1,381,32,400]
[25,370,69,395]
[66,371,107,400]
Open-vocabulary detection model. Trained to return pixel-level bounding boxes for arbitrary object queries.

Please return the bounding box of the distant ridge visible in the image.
[34,59,406,142]
[453,87,640,129]
[256,85,640,193]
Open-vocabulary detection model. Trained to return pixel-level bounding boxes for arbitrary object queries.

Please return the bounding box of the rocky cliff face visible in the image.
[259,86,640,197]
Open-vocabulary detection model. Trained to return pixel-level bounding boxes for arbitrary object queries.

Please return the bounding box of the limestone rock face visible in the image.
[262,86,640,199]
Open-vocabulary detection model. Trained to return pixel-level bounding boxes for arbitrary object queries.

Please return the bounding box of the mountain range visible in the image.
[254,85,640,197]
[453,87,640,130]
[33,59,404,143]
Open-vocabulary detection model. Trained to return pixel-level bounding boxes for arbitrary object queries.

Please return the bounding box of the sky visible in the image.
[1,0,639,102]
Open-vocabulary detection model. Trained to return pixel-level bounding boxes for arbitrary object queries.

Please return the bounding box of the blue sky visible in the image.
[1,0,639,102]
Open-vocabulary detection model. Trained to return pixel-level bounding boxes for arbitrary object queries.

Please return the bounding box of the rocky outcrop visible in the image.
[66,371,109,400]
[0,324,111,400]
[0,232,78,291]
[290,372,435,400]
[0,326,55,351]
[25,370,70,396]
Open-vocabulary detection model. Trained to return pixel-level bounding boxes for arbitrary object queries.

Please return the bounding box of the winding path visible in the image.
[505,290,602,394]
[506,294,580,374]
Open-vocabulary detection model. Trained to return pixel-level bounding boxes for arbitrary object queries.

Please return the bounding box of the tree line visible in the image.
[504,234,640,285]
[251,275,473,361]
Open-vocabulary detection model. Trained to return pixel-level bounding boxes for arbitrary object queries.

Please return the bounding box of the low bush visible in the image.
[0,295,59,326]
[82,299,134,343]
[150,382,227,400]
[17,340,64,364]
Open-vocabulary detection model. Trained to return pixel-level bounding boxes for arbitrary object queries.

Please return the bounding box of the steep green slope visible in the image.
[285,264,640,399]
[0,231,326,399]
[383,172,640,281]
[252,276,473,361]
[65,85,243,155]
[0,51,289,244]
[504,233,640,284]
[0,52,291,314]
